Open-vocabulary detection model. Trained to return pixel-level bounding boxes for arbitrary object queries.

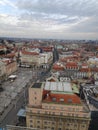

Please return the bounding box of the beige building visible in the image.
[0,60,6,81]
[20,50,39,66]
[20,50,53,67]
[26,82,90,130]
[0,45,7,52]
[2,59,17,76]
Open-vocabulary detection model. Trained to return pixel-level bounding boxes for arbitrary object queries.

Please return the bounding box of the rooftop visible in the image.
[42,90,81,104]
[21,50,39,55]
[32,83,42,88]
[44,82,73,94]
[66,62,78,66]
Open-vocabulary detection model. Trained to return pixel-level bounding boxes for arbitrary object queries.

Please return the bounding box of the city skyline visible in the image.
[0,0,98,40]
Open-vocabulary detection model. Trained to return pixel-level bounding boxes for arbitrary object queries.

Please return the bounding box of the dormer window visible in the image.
[52,97,56,102]
[60,98,64,102]
[67,99,72,103]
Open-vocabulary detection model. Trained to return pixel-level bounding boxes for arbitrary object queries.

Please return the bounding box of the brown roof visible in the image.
[21,50,39,55]
[43,90,81,104]
[82,63,88,66]
[0,46,6,49]
[2,59,13,65]
[4,53,15,58]
[53,63,65,71]
[66,62,78,67]
[80,68,98,72]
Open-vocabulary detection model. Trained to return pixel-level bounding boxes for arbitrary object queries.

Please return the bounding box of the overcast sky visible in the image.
[0,0,98,40]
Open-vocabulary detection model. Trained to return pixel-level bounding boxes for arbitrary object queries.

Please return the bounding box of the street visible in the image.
[0,67,33,128]
[0,48,56,128]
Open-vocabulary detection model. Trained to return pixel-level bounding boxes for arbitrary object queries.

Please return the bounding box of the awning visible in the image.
[17,109,26,117]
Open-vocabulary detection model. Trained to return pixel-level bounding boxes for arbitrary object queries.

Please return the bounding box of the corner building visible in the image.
[26,82,90,130]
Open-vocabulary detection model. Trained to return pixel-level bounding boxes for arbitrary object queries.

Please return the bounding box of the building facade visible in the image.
[26,82,90,130]
[0,60,6,81]
[20,50,53,68]
[4,60,17,76]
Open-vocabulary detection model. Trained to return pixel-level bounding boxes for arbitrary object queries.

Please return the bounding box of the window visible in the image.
[37,110,40,114]
[58,128,62,130]
[60,98,64,102]
[71,113,73,116]
[44,121,47,124]
[61,107,64,110]
[52,106,55,109]
[67,99,72,103]
[30,125,33,127]
[30,120,33,122]
[59,122,62,125]
[81,125,85,128]
[37,120,40,123]
[45,111,47,114]
[52,122,55,124]
[35,97,37,100]
[74,124,77,127]
[52,97,56,101]
[45,106,48,109]
[60,112,63,115]
[52,112,55,115]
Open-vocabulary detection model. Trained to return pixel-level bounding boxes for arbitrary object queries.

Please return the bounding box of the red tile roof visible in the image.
[42,90,81,104]
[26,46,53,52]
[41,47,53,52]
[80,68,89,72]
[66,62,78,67]
[2,59,13,65]
[4,53,15,58]
[73,51,81,56]
[60,56,81,63]
[60,58,67,62]
[80,68,98,72]
[82,63,88,66]
[21,50,39,55]
[52,63,65,71]
[0,46,6,50]
[91,68,98,72]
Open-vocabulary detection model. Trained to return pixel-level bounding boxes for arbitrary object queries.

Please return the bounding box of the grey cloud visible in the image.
[19,12,79,24]
[70,16,98,33]
[16,0,98,17]
[16,0,98,31]
[0,0,98,40]
[56,16,80,25]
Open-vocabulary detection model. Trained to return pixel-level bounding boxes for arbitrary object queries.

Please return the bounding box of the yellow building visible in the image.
[26,82,90,130]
